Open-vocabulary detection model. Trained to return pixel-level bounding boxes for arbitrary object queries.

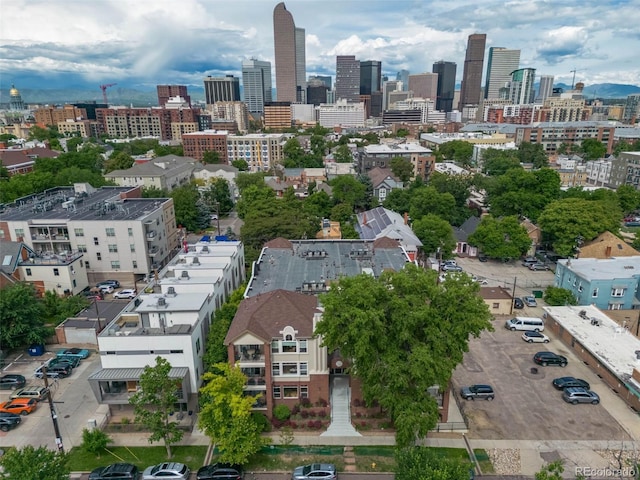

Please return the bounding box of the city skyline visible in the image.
[1,0,639,93]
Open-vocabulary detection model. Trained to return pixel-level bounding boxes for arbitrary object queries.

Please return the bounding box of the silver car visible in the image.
[292,463,337,479]
[562,387,600,405]
[142,462,190,480]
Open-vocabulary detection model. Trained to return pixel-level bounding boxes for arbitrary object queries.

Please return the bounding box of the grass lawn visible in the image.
[474,448,495,474]
[245,445,344,472]
[67,445,207,472]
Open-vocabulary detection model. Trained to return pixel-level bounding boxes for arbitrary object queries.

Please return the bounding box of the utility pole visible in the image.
[41,367,64,453]
[510,276,517,315]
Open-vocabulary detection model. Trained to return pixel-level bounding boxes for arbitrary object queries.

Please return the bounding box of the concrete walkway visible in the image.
[321,376,361,437]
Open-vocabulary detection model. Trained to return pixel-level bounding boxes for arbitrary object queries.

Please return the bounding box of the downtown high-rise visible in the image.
[242,59,272,115]
[509,68,536,104]
[273,2,305,103]
[459,33,486,110]
[335,55,361,103]
[432,61,456,112]
[484,47,521,99]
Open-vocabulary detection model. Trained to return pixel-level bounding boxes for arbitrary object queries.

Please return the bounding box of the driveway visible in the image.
[451,322,631,441]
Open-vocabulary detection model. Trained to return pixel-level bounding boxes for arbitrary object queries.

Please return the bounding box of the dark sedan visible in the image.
[0,374,26,390]
[553,377,590,390]
[533,351,568,367]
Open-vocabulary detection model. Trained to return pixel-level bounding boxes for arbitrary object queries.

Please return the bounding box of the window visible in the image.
[25,268,32,276]
[78,244,87,253]
[592,288,598,297]
[110,261,120,269]
[130,244,136,252]
[96,252,102,260]
[609,303,623,310]
[108,244,118,253]
[14,228,24,238]
[93,237,99,245]
[299,362,308,375]
[128,228,133,236]
[271,341,279,353]
[492,302,500,309]
[611,288,626,297]
[300,386,309,398]
[132,261,138,269]
[196,338,201,354]
[283,386,298,398]
[74,228,84,237]
[578,283,583,292]
[272,386,281,399]
[299,340,308,353]
[85,261,90,268]
[53,268,59,276]
[105,228,115,237]
[272,363,280,376]
[282,341,297,353]
[282,363,297,375]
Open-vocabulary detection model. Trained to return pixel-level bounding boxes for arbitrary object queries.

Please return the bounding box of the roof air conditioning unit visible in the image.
[201,246,209,253]
[167,287,176,296]
[192,257,200,265]
[158,297,166,306]
[181,271,189,278]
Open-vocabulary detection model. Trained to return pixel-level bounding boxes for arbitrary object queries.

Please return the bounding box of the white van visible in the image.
[504,316,545,332]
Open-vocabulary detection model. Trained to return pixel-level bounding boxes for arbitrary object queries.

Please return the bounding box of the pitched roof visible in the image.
[453,216,481,242]
[105,154,197,178]
[373,237,401,249]
[356,206,422,247]
[225,290,319,344]
[367,167,401,188]
[578,231,640,259]
[0,147,60,168]
[195,163,239,173]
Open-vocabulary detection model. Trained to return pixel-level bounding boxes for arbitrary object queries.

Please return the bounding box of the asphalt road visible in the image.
[73,472,394,479]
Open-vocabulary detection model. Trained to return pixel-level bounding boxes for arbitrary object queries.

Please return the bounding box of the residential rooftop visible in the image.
[245,238,411,297]
[363,143,431,154]
[557,257,640,281]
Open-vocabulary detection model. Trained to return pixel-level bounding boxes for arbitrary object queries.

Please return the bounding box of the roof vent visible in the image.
[166,287,176,296]
[181,271,189,278]
[192,257,200,265]
[201,246,209,253]
[158,297,166,306]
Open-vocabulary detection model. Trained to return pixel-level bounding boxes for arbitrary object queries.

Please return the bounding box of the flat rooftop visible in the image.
[246,239,410,297]
[557,257,640,281]
[364,143,431,154]
[2,186,170,222]
[544,305,640,391]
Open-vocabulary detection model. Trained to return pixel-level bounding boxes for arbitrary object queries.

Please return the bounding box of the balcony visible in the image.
[148,247,159,257]
[235,345,265,363]
[146,230,157,240]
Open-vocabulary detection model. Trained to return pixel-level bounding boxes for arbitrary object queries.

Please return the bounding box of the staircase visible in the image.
[321,376,361,437]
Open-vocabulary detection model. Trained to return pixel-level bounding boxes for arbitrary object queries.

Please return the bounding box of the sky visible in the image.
[1,0,640,93]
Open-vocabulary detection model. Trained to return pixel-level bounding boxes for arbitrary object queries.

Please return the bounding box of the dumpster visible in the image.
[532,290,543,298]
[27,344,45,356]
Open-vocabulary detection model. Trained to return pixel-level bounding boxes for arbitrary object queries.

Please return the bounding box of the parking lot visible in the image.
[451,317,632,440]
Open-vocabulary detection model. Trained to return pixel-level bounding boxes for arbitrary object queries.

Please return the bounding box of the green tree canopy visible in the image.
[203,287,245,370]
[518,141,549,168]
[282,137,305,168]
[438,140,474,167]
[382,188,411,215]
[330,176,368,210]
[0,283,51,349]
[104,151,135,173]
[543,287,577,306]
[579,138,607,161]
[231,159,249,171]
[236,172,266,193]
[389,157,413,183]
[409,186,458,225]
[537,197,621,256]
[129,356,184,458]
[203,178,234,216]
[428,171,473,208]
[332,144,354,163]
[198,363,265,464]
[616,185,640,215]
[468,215,532,261]
[412,214,457,258]
[0,445,69,480]
[202,150,221,164]
[170,183,210,232]
[482,148,522,176]
[315,265,493,446]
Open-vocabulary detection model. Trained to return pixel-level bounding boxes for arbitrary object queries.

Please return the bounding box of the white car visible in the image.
[114,289,136,300]
[522,331,550,343]
[98,285,114,294]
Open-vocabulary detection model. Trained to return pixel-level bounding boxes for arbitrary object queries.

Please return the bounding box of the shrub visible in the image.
[313,420,322,429]
[353,398,362,407]
[252,412,271,432]
[318,409,327,418]
[273,404,291,421]
[271,417,284,429]
[81,428,112,458]
[279,425,294,446]
[291,404,300,416]
[317,398,328,407]
[307,410,317,418]
[290,421,298,429]
[301,398,311,408]
[300,410,309,419]
[120,417,130,425]
[307,420,315,429]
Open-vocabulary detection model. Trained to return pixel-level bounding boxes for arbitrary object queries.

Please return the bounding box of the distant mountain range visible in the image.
[1,83,638,108]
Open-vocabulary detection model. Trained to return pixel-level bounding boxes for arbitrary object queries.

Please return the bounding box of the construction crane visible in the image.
[99,83,117,104]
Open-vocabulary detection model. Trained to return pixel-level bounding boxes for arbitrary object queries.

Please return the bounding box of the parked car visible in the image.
[528,263,549,271]
[478,255,488,262]
[56,348,90,359]
[522,257,538,266]
[82,288,104,300]
[562,387,600,405]
[442,264,463,272]
[34,364,72,379]
[114,289,137,300]
[0,398,37,416]
[460,384,495,401]
[11,385,50,402]
[533,351,568,367]
[197,463,243,480]
[142,463,190,480]
[552,377,590,390]
[89,462,140,480]
[0,412,20,419]
[97,280,120,288]
[0,374,26,390]
[50,356,81,368]
[523,296,537,307]
[0,415,21,432]
[292,463,337,480]
[513,297,524,309]
[521,331,550,343]
[98,285,115,294]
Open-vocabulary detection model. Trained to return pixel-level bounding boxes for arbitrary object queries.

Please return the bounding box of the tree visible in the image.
[0,445,69,480]
[303,191,333,219]
[231,159,249,171]
[438,140,474,167]
[330,203,355,223]
[537,198,621,256]
[579,138,607,161]
[382,188,411,215]
[518,141,548,168]
[315,265,493,446]
[142,186,169,198]
[333,144,353,163]
[236,172,266,193]
[468,215,532,261]
[0,283,51,349]
[202,150,221,164]
[104,151,134,173]
[41,290,89,325]
[282,137,305,167]
[330,176,367,210]
[198,363,265,465]
[203,287,245,371]
[81,427,112,458]
[171,183,204,231]
[617,185,640,215]
[129,356,184,458]
[203,178,234,215]
[395,447,472,480]
[482,148,522,176]
[389,157,414,183]
[409,186,457,224]
[412,214,456,257]
[543,287,577,306]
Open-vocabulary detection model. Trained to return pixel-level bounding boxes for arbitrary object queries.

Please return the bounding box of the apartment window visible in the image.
[283,386,298,398]
[93,237,99,245]
[196,338,201,354]
[609,303,623,310]
[282,363,297,375]
[96,252,102,260]
[300,386,309,398]
[111,261,120,269]
[492,302,500,309]
[271,341,279,354]
[78,244,87,253]
[299,363,308,375]
[272,386,281,399]
[128,228,133,236]
[130,244,136,252]
[132,261,138,269]
[592,288,598,297]
[53,268,59,276]
[105,228,116,237]
[108,244,118,253]
[282,341,297,353]
[25,268,32,276]
[611,288,626,297]
[577,283,583,292]
[272,363,280,376]
[74,228,84,237]
[299,340,308,353]
[85,261,90,268]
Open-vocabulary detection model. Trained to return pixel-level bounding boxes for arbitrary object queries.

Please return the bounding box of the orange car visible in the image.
[0,397,38,416]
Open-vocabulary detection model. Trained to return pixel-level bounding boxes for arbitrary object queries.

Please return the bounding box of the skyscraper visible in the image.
[308,75,332,90]
[242,59,272,115]
[335,55,361,103]
[484,47,521,99]
[408,73,439,100]
[432,61,457,112]
[382,80,401,110]
[536,75,554,103]
[203,76,241,104]
[396,70,410,91]
[509,68,536,104]
[157,85,190,107]
[273,2,305,103]
[459,33,486,110]
[360,60,382,95]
